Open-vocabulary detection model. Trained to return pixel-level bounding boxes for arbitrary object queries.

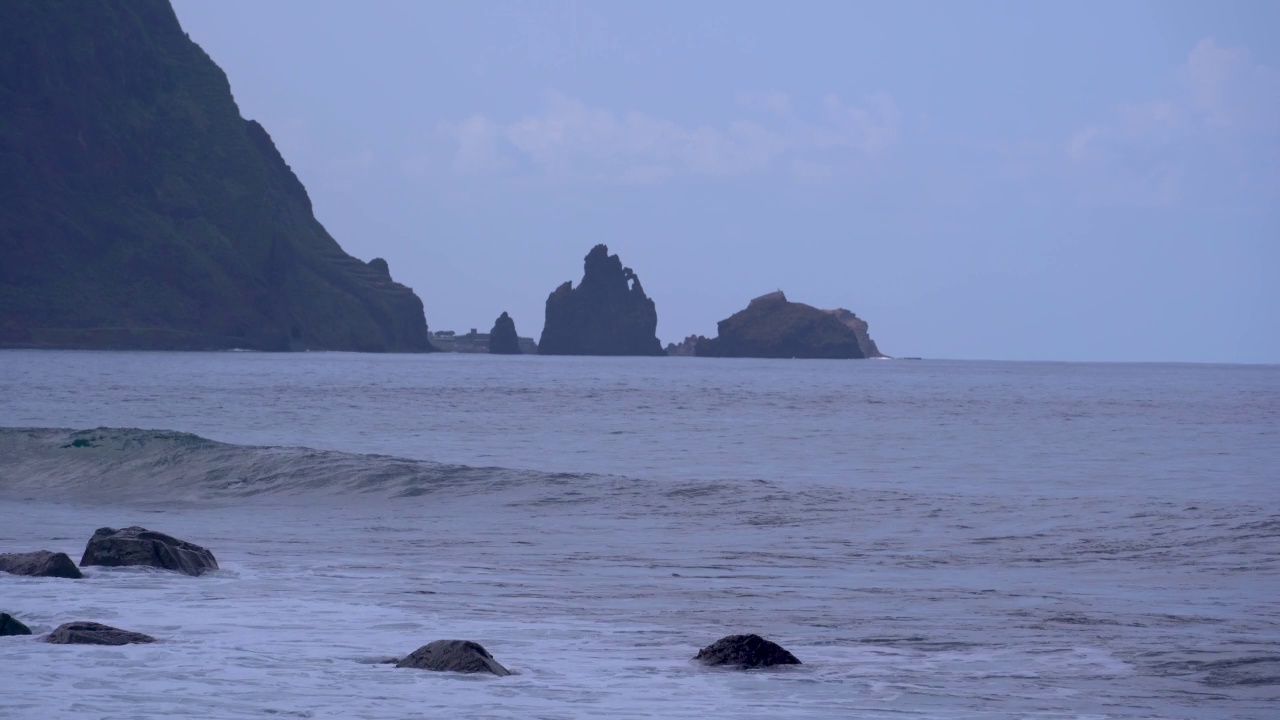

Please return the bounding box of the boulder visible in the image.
[0,550,83,579]
[395,639,512,676]
[44,621,155,645]
[694,634,801,668]
[488,312,521,355]
[538,245,665,356]
[696,291,869,359]
[0,612,32,636]
[80,526,218,576]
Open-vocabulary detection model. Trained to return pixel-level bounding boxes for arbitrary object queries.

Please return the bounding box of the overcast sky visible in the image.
[171,0,1278,363]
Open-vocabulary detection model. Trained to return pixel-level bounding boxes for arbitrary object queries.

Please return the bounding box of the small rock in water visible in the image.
[0,550,84,579]
[694,634,801,668]
[1,612,33,636]
[44,621,155,645]
[80,526,218,576]
[395,639,511,676]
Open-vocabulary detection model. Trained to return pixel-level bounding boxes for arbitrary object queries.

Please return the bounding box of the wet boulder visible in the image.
[44,621,155,645]
[1,612,32,636]
[0,550,83,579]
[694,634,801,668]
[396,639,511,676]
[80,526,218,576]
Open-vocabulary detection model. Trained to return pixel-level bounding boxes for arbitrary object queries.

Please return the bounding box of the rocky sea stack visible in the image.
[0,0,433,351]
[538,245,664,356]
[696,291,879,359]
[488,312,521,355]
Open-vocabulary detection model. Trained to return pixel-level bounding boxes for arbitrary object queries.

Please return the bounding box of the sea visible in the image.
[0,350,1276,719]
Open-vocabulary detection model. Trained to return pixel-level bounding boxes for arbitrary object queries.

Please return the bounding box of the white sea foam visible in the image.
[1,352,1277,718]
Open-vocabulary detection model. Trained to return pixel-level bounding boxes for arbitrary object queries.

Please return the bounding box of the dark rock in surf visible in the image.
[44,621,155,645]
[695,291,870,359]
[694,634,801,668]
[1,612,32,636]
[538,244,665,356]
[0,550,84,579]
[488,312,521,355]
[395,639,512,676]
[80,526,218,576]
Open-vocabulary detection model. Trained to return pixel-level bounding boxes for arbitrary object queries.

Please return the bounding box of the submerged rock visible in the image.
[538,244,665,356]
[694,634,801,668]
[696,291,870,359]
[488,312,521,355]
[44,621,155,645]
[395,639,512,676]
[80,526,218,576]
[1,612,32,636]
[0,550,83,579]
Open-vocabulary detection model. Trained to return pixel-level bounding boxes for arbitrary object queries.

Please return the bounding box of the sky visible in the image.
[170,0,1279,363]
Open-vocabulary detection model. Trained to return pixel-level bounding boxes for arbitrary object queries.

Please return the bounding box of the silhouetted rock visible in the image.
[488,312,521,355]
[0,550,83,579]
[694,634,801,668]
[665,335,707,356]
[44,621,155,645]
[0,612,32,636]
[696,291,868,359]
[539,245,664,356]
[396,640,511,676]
[824,308,885,358]
[0,1,433,352]
[80,526,218,576]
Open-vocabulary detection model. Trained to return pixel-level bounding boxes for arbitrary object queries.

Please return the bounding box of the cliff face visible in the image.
[488,312,521,355]
[696,291,869,359]
[538,245,664,356]
[0,0,432,351]
[824,308,884,358]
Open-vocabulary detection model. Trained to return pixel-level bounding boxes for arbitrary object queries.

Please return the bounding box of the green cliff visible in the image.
[0,0,433,351]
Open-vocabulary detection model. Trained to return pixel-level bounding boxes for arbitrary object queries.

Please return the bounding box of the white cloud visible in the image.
[736,91,792,117]
[819,92,901,154]
[443,91,900,183]
[447,114,507,174]
[1063,38,1278,205]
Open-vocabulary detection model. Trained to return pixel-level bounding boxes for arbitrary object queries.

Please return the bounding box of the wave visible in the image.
[0,426,600,502]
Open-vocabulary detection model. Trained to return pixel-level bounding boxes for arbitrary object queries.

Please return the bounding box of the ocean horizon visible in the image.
[1,350,1277,718]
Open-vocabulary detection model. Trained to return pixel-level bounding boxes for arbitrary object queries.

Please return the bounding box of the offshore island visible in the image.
[0,0,885,360]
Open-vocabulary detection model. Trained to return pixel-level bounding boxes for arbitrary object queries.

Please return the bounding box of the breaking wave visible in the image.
[0,426,599,502]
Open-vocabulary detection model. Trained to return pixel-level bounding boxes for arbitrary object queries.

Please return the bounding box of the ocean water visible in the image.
[0,350,1277,719]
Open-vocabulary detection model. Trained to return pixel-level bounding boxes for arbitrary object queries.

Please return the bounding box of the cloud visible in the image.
[1063,38,1278,206]
[736,91,792,117]
[1184,38,1280,131]
[442,91,900,183]
[447,115,507,174]
[819,92,901,154]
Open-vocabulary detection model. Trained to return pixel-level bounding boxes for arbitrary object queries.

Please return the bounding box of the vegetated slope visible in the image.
[0,0,432,351]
